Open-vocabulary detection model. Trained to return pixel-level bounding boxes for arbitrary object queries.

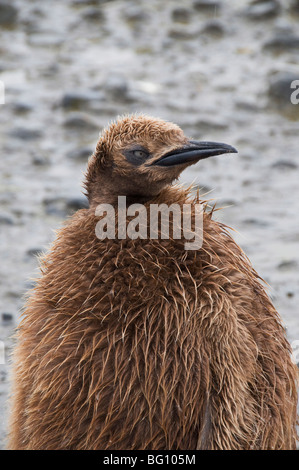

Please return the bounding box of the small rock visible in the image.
[0,1,18,26]
[82,7,104,22]
[0,370,7,382]
[195,117,228,132]
[72,0,114,5]
[168,28,199,41]
[60,91,101,110]
[171,7,191,24]
[63,113,99,132]
[66,197,89,213]
[43,196,89,217]
[201,19,226,37]
[268,73,297,101]
[26,248,43,258]
[273,18,294,35]
[290,0,299,13]
[217,198,237,207]
[9,127,42,141]
[28,34,64,48]
[12,102,33,114]
[124,5,149,24]
[72,0,97,4]
[268,72,299,119]
[242,218,269,227]
[193,0,221,11]
[272,160,298,170]
[41,63,60,78]
[32,154,50,166]
[43,197,68,217]
[235,99,262,112]
[1,312,13,324]
[0,214,14,225]
[103,74,132,102]
[277,260,298,271]
[66,147,93,161]
[244,0,280,20]
[263,33,299,53]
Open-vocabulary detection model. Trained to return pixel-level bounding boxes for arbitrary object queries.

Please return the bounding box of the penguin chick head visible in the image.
[84,114,237,205]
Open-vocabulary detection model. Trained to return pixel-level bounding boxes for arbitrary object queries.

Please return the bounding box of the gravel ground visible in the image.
[0,0,299,449]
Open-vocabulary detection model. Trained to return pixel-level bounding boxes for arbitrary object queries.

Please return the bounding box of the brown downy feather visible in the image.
[8,185,298,449]
[8,114,298,449]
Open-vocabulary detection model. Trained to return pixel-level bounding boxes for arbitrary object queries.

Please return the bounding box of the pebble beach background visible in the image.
[0,0,299,449]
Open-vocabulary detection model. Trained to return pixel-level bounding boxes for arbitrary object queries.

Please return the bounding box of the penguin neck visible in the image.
[89,189,162,209]
[89,179,171,208]
[89,184,188,210]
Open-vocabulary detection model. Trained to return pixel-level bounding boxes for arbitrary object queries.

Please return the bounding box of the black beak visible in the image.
[151,140,238,167]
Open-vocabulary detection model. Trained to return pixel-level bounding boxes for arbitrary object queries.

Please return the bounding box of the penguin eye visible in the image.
[133,150,148,159]
[123,147,150,166]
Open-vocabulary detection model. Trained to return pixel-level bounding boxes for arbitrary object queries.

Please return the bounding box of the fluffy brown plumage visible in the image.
[8,114,298,449]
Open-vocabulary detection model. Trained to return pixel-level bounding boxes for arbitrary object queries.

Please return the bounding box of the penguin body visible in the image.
[9,115,298,449]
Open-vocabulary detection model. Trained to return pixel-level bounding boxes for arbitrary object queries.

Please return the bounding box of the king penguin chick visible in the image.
[9,114,298,450]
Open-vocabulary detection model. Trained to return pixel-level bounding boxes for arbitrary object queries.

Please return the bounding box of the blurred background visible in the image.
[0,0,299,449]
